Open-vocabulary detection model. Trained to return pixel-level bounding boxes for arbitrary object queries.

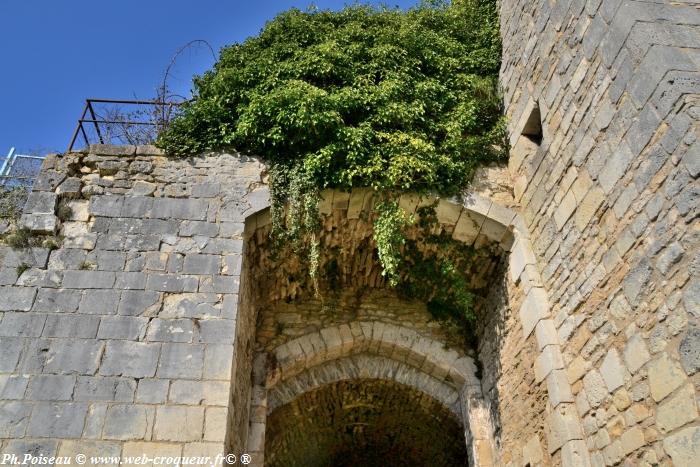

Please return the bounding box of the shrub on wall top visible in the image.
[159,0,504,325]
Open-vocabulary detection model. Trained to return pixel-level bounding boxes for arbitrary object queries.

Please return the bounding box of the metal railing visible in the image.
[67,98,184,152]
[0,148,44,188]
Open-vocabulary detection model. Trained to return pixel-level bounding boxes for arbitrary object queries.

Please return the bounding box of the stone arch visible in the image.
[234,186,588,466]
[247,323,495,466]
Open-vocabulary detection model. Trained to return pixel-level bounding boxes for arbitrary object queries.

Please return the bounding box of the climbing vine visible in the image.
[159,0,505,325]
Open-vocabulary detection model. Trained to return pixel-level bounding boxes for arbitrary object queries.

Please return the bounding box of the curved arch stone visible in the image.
[267,354,462,416]
[269,321,480,391]
[258,323,496,466]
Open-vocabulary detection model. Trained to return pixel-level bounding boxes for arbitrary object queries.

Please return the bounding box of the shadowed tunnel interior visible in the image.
[264,379,469,467]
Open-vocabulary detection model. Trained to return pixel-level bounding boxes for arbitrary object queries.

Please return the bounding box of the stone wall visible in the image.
[500,0,699,465]
[478,266,552,465]
[0,146,268,463]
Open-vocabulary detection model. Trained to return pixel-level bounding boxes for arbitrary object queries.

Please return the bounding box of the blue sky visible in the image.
[1,0,418,156]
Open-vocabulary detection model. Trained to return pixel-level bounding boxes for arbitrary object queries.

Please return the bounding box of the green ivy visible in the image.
[158,0,505,325]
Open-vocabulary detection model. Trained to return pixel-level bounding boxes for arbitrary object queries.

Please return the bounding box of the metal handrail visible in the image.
[67,98,185,152]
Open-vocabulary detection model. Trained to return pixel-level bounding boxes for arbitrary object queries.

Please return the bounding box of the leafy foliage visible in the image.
[159,0,504,324]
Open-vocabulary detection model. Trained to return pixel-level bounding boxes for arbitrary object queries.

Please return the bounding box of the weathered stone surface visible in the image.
[0,287,36,311]
[157,343,204,378]
[519,287,550,337]
[599,348,627,392]
[26,402,88,438]
[623,333,650,374]
[153,406,204,441]
[43,340,104,375]
[656,383,698,433]
[648,353,688,402]
[74,376,136,402]
[26,375,75,401]
[102,404,154,440]
[663,426,700,467]
[679,326,700,375]
[100,341,160,378]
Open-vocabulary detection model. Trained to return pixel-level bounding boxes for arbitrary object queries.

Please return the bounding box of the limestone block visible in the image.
[546,369,575,407]
[348,188,371,219]
[535,345,565,383]
[157,343,204,379]
[20,213,57,233]
[203,345,233,380]
[547,403,584,453]
[679,326,700,375]
[169,380,229,406]
[90,144,136,156]
[26,402,88,438]
[116,272,147,290]
[152,198,208,221]
[121,197,154,218]
[153,406,204,442]
[561,439,592,467]
[0,312,45,337]
[663,426,700,467]
[623,334,651,374]
[320,327,343,360]
[519,287,551,337]
[599,348,628,392]
[452,208,482,244]
[509,237,538,283]
[146,318,195,343]
[648,352,687,402]
[582,370,608,408]
[198,319,236,344]
[183,254,221,275]
[63,270,116,289]
[522,435,544,466]
[100,341,160,378]
[44,340,104,375]
[74,376,136,402]
[204,407,228,442]
[534,319,560,351]
[0,374,29,399]
[136,379,169,404]
[620,426,645,456]
[574,186,604,231]
[24,191,57,214]
[199,275,239,294]
[435,198,463,228]
[79,289,120,315]
[33,169,66,192]
[43,314,100,338]
[146,273,198,293]
[0,401,32,437]
[25,375,75,401]
[103,404,155,440]
[656,383,698,433]
[554,190,577,230]
[5,441,60,466]
[318,189,333,215]
[0,287,37,311]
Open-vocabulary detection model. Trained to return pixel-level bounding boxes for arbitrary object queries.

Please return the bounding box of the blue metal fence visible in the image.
[0,148,44,188]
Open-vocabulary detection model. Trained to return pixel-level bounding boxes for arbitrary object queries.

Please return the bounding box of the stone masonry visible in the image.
[500,0,699,465]
[0,1,698,464]
[0,146,269,464]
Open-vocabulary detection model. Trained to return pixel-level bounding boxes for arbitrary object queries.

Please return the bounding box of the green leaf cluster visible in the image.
[158,0,504,325]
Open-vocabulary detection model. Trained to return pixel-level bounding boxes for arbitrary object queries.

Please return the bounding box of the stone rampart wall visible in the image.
[0,146,268,462]
[500,0,699,464]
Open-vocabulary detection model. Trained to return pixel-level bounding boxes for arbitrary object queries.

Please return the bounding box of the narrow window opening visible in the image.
[521,103,542,145]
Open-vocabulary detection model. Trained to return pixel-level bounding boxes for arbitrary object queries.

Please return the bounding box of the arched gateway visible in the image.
[226,186,583,466]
